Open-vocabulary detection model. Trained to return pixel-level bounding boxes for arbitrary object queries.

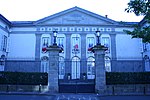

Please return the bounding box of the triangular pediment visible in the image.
[35,7,118,25]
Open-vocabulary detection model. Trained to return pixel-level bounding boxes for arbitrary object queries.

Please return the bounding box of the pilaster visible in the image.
[110,33,117,71]
[80,34,87,73]
[35,33,42,60]
[65,34,71,73]
[110,33,117,60]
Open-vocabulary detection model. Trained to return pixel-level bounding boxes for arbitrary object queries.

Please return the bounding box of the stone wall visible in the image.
[0,84,150,95]
[106,84,150,95]
[0,85,48,92]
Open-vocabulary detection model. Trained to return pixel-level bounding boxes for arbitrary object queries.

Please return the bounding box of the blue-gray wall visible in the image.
[111,60,144,72]
[5,60,41,72]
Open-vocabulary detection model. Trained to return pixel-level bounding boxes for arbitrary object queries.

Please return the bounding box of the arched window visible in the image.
[59,56,65,79]
[0,55,5,71]
[41,56,49,72]
[105,56,111,72]
[87,57,95,79]
[144,55,150,71]
[72,56,80,79]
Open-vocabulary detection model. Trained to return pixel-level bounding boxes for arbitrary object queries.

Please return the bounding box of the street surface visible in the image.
[0,94,150,100]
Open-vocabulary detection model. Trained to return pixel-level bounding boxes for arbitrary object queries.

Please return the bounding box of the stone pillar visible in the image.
[92,45,107,94]
[47,45,63,93]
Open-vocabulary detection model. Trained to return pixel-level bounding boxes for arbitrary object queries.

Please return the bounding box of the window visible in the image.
[144,55,150,71]
[101,37,110,53]
[42,37,49,53]
[57,37,64,48]
[105,56,111,72]
[72,36,80,54]
[1,35,7,52]
[59,57,65,79]
[143,43,148,52]
[41,56,49,72]
[87,37,95,53]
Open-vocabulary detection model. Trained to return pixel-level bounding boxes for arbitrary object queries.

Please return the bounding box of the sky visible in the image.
[0,0,144,22]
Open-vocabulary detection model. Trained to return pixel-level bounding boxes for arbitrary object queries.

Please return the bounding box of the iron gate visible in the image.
[58,60,95,93]
[59,79,95,93]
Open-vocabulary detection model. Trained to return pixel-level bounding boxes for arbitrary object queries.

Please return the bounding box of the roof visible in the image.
[34,6,118,25]
[0,7,142,27]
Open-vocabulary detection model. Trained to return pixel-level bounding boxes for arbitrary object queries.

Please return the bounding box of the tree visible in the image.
[125,0,150,43]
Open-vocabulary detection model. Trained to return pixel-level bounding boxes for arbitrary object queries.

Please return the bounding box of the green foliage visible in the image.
[124,25,150,43]
[0,71,48,85]
[125,0,149,16]
[125,0,150,43]
[106,72,150,85]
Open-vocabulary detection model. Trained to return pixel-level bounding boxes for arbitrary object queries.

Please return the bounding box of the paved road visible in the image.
[0,94,150,100]
[99,96,150,100]
[0,94,56,100]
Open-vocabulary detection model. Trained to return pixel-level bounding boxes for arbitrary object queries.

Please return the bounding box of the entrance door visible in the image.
[72,57,80,79]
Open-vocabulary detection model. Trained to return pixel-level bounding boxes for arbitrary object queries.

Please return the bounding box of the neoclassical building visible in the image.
[0,7,149,79]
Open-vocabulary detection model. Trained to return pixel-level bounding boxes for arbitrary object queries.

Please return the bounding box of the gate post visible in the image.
[92,45,107,94]
[47,45,63,93]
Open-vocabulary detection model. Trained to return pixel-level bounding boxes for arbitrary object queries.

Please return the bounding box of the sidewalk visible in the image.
[0,92,150,100]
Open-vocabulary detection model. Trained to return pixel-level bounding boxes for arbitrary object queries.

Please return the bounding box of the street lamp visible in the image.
[96,30,101,45]
[53,31,57,45]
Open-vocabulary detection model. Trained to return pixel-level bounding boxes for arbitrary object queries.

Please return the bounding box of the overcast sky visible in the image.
[0,0,144,22]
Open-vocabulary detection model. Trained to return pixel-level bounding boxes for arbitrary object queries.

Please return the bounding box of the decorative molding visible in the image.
[84,27,90,31]
[62,27,68,31]
[77,27,82,31]
[37,27,115,32]
[69,27,75,31]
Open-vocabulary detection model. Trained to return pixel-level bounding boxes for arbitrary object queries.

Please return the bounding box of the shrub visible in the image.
[106,72,150,85]
[0,71,48,85]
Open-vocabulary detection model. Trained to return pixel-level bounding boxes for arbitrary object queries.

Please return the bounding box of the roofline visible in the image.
[11,21,35,27]
[0,7,140,27]
[0,14,11,26]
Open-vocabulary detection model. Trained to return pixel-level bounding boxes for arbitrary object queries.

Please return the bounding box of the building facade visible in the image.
[0,7,149,79]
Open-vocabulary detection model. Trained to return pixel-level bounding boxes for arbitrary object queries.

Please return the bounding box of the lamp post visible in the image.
[53,31,57,45]
[96,30,101,45]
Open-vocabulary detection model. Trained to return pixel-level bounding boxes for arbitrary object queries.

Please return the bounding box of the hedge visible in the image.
[0,71,48,85]
[1,72,150,85]
[106,72,150,85]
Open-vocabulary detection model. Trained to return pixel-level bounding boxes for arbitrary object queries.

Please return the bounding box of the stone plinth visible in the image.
[92,44,107,94]
[46,45,63,93]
